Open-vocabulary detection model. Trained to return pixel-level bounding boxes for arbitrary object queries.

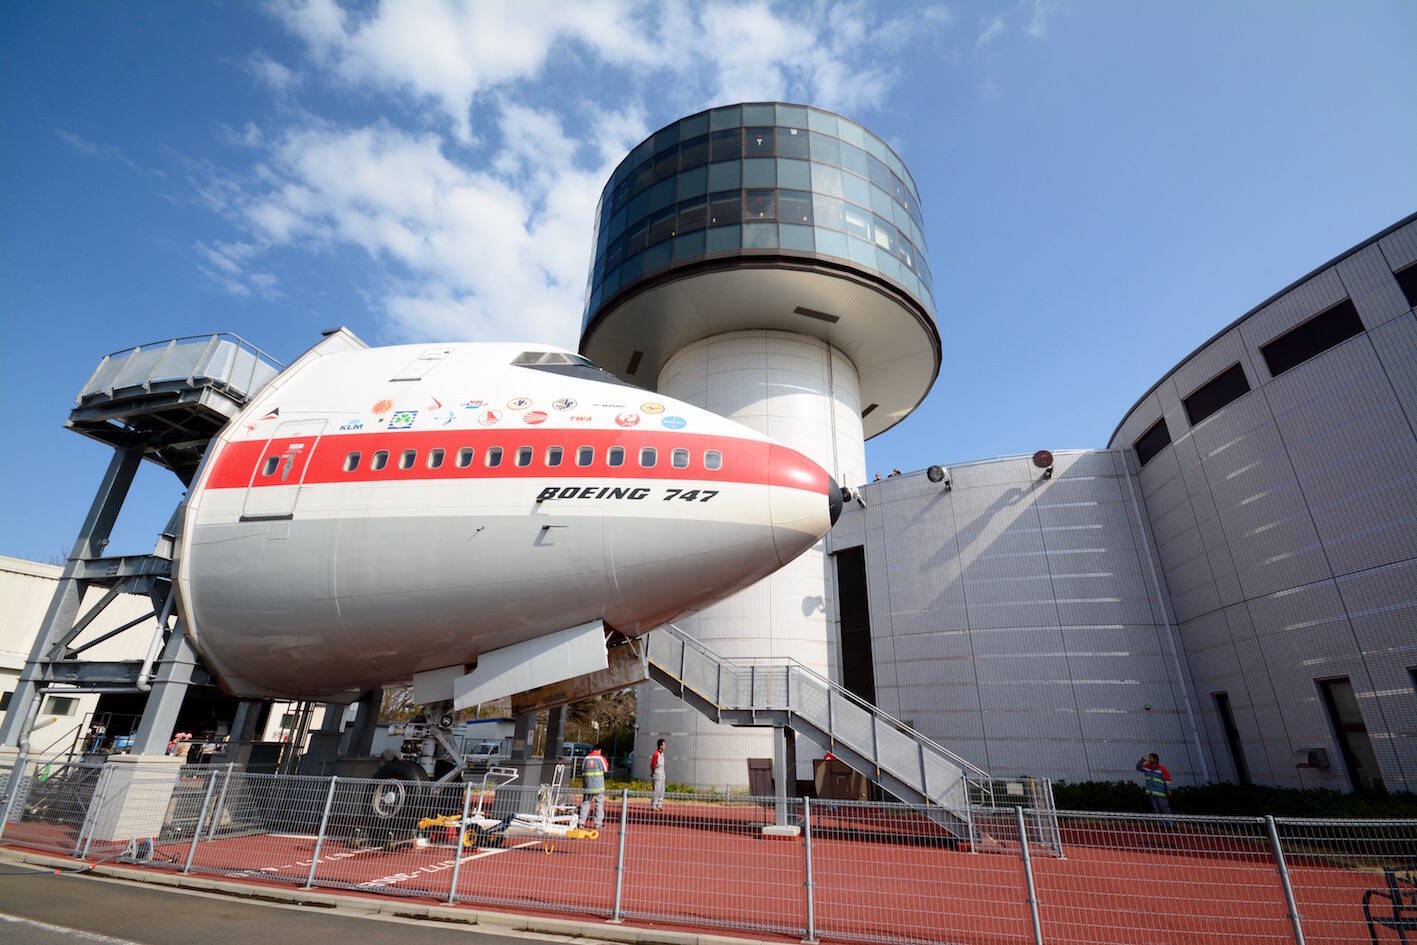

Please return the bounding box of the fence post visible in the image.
[207,763,235,840]
[1265,815,1306,945]
[0,753,29,840]
[1015,806,1045,945]
[610,789,629,922]
[447,782,473,904]
[803,796,817,943]
[305,776,338,889]
[79,766,116,859]
[184,773,219,874]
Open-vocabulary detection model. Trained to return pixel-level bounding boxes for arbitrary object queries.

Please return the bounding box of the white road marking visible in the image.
[0,911,148,945]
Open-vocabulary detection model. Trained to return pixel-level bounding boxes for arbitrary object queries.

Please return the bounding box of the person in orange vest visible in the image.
[579,747,608,830]
[650,738,667,812]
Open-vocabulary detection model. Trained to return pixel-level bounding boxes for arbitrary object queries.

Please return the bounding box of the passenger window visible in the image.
[515,446,533,467]
[343,451,361,472]
[640,447,657,467]
[705,450,722,470]
[577,446,594,467]
[485,447,503,468]
[399,449,417,470]
[427,448,445,469]
[608,447,625,467]
[546,446,563,467]
[456,447,474,468]
[672,448,689,469]
[371,450,389,471]
[262,456,279,477]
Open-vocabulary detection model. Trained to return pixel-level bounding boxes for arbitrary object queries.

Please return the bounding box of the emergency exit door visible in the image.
[241,418,328,521]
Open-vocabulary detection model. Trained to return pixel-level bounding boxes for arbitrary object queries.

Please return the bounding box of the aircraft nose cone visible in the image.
[828,475,843,526]
[766,444,835,567]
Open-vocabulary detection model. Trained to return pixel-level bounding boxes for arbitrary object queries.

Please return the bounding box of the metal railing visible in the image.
[2,757,1413,944]
[76,332,282,406]
[647,623,993,813]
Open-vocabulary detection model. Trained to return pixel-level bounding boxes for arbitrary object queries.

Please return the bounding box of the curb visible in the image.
[0,847,781,945]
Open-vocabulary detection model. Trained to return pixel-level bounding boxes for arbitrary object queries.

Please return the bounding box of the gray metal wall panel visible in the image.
[854,451,1203,786]
[1108,224,1417,793]
[1240,267,1348,353]
[1337,243,1411,330]
[1378,218,1417,272]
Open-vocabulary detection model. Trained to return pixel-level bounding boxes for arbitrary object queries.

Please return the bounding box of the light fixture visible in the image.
[927,465,951,490]
[1033,450,1054,480]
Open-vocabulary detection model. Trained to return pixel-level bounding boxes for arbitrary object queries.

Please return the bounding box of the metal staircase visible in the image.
[644,624,991,838]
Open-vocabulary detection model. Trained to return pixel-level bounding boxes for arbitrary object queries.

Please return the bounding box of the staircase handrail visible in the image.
[658,623,991,785]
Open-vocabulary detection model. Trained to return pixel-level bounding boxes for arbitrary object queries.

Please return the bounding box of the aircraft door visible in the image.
[240,418,328,521]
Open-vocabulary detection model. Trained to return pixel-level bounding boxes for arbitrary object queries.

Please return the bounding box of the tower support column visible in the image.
[636,331,866,788]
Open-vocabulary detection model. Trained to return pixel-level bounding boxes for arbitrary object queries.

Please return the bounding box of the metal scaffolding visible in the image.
[0,334,281,755]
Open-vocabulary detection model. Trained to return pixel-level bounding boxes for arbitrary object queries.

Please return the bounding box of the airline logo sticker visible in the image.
[460,399,486,409]
[523,410,548,425]
[615,412,640,428]
[552,397,576,411]
[388,410,418,430]
[661,415,687,430]
[478,409,503,426]
[372,399,394,417]
[433,408,457,427]
[641,402,665,414]
[427,395,443,410]
[507,396,532,409]
[261,407,280,420]
[339,419,364,432]
[568,415,593,423]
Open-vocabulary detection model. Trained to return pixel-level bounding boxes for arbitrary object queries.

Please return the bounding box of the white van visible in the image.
[466,740,509,767]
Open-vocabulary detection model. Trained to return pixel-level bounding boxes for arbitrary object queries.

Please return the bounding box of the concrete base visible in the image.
[88,754,186,843]
[761,825,801,838]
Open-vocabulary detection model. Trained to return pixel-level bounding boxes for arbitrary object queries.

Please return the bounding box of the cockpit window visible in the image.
[511,350,635,388]
[511,351,596,366]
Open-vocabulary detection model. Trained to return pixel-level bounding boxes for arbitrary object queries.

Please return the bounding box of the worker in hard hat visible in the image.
[579,747,608,830]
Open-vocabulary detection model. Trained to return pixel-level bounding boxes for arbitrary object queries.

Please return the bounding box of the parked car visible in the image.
[561,741,594,760]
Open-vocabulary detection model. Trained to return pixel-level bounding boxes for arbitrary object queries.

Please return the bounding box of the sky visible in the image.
[1,1,1413,563]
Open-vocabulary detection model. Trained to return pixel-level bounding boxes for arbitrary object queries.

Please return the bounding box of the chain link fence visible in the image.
[0,756,1412,945]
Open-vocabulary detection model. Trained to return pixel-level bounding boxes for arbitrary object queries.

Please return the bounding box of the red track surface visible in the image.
[0,806,1394,945]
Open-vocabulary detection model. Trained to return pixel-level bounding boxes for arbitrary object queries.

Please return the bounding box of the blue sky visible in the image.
[2,1,1413,563]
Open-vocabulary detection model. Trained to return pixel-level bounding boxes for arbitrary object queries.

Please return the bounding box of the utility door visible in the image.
[241,418,328,521]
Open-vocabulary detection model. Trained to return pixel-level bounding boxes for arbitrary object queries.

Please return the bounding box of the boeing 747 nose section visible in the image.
[176,338,844,702]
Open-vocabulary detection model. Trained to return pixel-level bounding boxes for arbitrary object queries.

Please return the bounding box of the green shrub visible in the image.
[1052,779,1417,818]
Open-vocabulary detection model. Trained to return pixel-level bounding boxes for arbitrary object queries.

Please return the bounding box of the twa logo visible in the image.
[615,412,640,428]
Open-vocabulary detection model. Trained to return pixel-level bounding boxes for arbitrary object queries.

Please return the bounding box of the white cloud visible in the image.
[1024,0,1061,39]
[977,15,1006,49]
[56,129,98,153]
[196,2,958,343]
[248,52,301,91]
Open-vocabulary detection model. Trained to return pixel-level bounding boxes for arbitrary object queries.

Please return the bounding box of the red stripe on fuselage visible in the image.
[203,429,827,493]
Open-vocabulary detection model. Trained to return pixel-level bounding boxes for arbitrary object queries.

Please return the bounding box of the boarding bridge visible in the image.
[643,624,990,839]
[0,334,282,755]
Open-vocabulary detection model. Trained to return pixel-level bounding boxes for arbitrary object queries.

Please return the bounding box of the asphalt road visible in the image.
[0,862,598,945]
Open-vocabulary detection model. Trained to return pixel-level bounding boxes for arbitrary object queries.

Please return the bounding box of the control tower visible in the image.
[580,103,940,786]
